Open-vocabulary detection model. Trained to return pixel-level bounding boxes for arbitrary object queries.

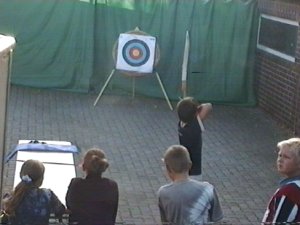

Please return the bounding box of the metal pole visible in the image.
[155,72,173,110]
[0,47,14,207]
[93,69,115,106]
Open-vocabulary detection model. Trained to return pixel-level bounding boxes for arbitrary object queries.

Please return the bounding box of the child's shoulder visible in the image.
[32,188,53,201]
[278,179,300,192]
[159,182,173,190]
[179,117,198,127]
[68,177,85,186]
[190,180,215,190]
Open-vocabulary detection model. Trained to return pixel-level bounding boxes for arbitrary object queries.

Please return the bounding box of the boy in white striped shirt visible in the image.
[158,145,223,225]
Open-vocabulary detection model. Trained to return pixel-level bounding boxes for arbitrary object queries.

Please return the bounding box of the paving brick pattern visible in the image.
[3,86,291,225]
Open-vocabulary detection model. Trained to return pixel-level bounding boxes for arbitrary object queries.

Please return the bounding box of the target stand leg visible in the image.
[93,69,115,107]
[155,72,173,111]
[132,77,135,99]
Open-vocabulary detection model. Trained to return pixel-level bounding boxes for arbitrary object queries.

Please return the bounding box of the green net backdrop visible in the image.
[0,0,259,105]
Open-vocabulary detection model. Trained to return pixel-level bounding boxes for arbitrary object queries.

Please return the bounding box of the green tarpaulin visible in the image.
[0,0,259,105]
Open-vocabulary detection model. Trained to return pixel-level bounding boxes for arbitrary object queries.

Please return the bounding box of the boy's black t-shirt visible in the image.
[178,117,202,175]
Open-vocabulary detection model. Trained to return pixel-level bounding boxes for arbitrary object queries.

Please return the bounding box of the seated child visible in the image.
[262,138,300,224]
[66,148,119,225]
[176,97,212,177]
[157,145,223,225]
[3,159,66,225]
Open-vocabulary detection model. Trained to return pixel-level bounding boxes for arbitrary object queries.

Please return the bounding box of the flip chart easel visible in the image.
[9,140,79,205]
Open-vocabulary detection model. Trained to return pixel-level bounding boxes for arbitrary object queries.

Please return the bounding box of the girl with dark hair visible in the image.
[66,148,119,225]
[4,159,65,225]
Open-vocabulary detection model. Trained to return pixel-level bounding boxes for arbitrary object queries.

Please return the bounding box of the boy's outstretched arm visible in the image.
[197,103,212,120]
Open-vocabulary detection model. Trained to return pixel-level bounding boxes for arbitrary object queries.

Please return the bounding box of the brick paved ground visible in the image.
[3,85,291,225]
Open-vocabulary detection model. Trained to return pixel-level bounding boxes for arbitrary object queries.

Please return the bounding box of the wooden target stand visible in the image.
[93,28,173,110]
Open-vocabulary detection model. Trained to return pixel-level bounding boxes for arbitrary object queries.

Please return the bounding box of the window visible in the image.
[257,14,298,62]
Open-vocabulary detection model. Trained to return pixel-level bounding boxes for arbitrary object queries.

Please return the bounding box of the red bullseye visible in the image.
[130,48,142,59]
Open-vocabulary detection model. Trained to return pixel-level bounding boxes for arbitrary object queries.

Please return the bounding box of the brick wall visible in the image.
[256,0,300,134]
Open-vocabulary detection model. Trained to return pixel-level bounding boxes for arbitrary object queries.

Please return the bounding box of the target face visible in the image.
[122,39,150,66]
[116,33,156,73]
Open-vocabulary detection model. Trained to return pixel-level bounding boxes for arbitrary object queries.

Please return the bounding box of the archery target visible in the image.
[116,33,156,73]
